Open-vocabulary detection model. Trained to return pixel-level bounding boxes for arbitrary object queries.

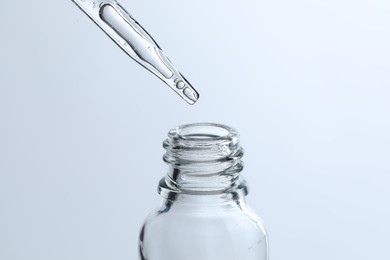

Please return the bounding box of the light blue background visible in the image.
[1,0,389,259]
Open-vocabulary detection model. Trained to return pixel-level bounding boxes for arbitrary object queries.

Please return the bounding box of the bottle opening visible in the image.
[166,123,240,149]
[174,123,232,141]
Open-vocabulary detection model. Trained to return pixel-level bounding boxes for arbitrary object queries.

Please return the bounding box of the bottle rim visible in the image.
[168,123,239,144]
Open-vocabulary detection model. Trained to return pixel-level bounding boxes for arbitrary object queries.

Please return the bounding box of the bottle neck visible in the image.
[159,193,247,212]
[158,123,249,201]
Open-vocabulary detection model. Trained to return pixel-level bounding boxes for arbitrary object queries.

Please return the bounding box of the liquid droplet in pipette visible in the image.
[176,81,185,89]
[183,88,198,102]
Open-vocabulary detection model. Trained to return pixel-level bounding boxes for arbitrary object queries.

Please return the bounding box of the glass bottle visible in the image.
[139,123,269,260]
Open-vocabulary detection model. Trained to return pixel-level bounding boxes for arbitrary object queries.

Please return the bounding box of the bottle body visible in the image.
[140,195,268,260]
[139,123,269,260]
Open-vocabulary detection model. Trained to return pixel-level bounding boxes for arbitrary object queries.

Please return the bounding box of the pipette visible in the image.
[72,0,199,105]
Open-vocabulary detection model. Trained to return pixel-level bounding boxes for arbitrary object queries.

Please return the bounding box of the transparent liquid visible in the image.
[72,0,199,104]
[100,4,174,79]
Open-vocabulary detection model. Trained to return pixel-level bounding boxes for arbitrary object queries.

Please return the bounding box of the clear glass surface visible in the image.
[139,123,269,260]
[72,0,199,105]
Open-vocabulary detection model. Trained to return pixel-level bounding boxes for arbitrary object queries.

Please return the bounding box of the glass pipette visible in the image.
[72,0,199,105]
